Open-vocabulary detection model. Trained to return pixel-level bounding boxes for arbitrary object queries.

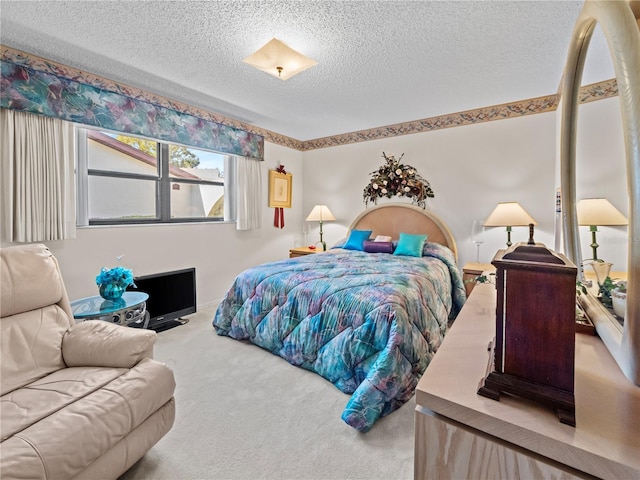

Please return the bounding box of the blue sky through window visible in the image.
[189,148,224,173]
[105,131,224,173]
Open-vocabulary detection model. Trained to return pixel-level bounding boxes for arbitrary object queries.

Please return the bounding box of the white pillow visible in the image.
[374,235,392,242]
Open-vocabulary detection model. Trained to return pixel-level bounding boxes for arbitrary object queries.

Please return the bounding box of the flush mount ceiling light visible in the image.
[243,38,317,81]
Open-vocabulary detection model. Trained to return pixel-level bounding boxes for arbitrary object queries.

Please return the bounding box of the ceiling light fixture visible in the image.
[243,38,317,81]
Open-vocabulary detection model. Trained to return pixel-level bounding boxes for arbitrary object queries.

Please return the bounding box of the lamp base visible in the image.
[589,226,600,261]
[319,220,326,251]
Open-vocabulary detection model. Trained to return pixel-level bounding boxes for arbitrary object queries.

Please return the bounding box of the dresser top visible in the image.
[417,283,640,479]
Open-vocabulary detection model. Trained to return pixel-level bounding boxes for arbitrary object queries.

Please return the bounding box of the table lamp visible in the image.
[484,202,538,247]
[576,198,627,261]
[305,205,336,251]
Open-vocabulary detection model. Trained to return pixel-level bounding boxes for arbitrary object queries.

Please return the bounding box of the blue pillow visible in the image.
[393,233,428,257]
[343,229,372,251]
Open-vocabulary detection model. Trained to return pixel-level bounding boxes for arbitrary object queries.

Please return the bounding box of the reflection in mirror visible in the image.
[560,0,639,386]
[577,23,628,274]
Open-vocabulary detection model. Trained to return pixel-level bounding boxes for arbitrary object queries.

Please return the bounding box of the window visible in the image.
[76,128,235,225]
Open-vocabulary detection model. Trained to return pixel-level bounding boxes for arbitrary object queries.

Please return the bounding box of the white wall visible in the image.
[1,142,305,307]
[303,95,628,272]
[303,112,559,269]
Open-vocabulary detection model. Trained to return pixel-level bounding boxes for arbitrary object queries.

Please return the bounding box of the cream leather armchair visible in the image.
[0,244,176,480]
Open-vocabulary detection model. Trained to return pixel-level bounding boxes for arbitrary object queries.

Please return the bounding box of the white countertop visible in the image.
[416,283,640,479]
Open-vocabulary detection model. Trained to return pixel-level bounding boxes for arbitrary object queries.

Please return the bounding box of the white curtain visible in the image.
[1,109,76,242]
[236,155,262,231]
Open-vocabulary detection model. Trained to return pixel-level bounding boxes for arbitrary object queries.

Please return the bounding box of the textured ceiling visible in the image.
[1,1,614,141]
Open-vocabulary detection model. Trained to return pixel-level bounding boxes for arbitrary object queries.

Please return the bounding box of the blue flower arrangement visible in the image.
[96,266,135,288]
[96,265,135,300]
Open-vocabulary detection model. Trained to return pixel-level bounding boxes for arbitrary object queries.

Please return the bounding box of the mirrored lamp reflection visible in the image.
[576,198,628,261]
[484,202,538,247]
[305,205,336,251]
[243,38,317,81]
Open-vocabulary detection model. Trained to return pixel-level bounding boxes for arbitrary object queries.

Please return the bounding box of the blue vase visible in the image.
[99,283,125,301]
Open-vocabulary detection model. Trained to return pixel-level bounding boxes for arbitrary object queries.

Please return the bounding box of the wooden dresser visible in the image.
[414,283,640,479]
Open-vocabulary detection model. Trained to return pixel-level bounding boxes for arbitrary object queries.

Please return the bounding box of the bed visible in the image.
[213,203,466,432]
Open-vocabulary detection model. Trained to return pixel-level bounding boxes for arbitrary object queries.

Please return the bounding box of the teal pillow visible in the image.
[393,233,428,257]
[343,229,372,251]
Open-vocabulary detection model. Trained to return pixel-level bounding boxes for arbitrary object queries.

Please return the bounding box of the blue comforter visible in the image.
[212,242,466,432]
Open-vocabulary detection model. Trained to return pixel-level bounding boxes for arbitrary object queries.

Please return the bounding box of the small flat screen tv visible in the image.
[130,267,196,329]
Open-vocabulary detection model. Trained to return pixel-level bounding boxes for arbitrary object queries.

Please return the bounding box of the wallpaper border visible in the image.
[302,78,618,151]
[302,95,560,150]
[1,46,618,153]
[579,77,618,104]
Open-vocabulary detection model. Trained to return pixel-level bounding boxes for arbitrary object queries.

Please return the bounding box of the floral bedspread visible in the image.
[212,243,466,432]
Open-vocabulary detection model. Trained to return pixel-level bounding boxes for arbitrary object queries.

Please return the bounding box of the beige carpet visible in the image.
[119,305,415,480]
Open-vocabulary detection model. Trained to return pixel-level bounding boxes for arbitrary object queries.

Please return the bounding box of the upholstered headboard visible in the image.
[348,203,458,260]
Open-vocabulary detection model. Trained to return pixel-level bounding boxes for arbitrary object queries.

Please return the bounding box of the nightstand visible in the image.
[289,246,317,258]
[462,262,496,297]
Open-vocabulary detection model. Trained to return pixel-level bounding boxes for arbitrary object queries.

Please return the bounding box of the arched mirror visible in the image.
[577,24,628,271]
[560,0,639,385]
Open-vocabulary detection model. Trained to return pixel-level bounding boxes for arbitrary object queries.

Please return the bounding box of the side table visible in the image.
[289,246,318,258]
[70,291,150,328]
[462,262,496,297]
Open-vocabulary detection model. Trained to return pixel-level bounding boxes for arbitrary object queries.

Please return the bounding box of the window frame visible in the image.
[76,127,231,226]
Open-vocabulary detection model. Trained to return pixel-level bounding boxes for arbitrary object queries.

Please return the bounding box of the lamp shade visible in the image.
[305,205,335,222]
[484,202,537,227]
[576,198,627,226]
[243,38,317,81]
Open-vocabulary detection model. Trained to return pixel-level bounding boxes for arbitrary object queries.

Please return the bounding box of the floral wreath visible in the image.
[363,152,434,208]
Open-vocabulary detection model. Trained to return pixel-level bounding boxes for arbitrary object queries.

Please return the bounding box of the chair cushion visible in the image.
[63,320,156,368]
[1,244,75,395]
[1,306,70,396]
[0,244,69,319]
[1,366,127,441]
[0,358,175,479]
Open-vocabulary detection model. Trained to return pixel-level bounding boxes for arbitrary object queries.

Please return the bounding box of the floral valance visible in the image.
[0,56,264,160]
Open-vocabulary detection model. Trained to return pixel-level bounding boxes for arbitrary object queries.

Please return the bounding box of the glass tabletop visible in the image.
[70,291,149,319]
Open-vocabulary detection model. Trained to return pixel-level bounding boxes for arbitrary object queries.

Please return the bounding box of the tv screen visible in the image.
[130,267,196,329]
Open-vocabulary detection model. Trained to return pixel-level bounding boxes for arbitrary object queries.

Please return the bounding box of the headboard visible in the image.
[349,203,458,260]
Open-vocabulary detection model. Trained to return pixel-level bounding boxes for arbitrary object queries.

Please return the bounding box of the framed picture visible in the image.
[268,170,292,208]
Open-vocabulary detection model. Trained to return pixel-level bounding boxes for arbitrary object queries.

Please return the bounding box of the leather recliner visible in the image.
[0,243,176,479]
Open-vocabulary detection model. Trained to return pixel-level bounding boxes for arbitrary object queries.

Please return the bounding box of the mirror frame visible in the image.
[560,0,640,385]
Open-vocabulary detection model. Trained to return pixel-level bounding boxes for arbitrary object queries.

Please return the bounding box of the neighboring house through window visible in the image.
[76,128,235,225]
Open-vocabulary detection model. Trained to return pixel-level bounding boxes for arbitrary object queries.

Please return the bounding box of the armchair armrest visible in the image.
[62,320,157,368]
